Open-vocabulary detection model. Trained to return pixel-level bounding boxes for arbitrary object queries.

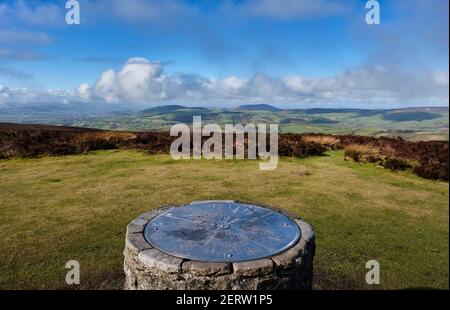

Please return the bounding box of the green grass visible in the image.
[0,150,448,289]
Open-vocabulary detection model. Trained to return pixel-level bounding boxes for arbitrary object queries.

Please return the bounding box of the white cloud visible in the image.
[224,0,350,21]
[0,85,10,102]
[432,70,449,87]
[0,47,52,61]
[92,69,119,103]
[0,0,62,27]
[0,66,34,81]
[0,30,53,44]
[283,76,316,94]
[87,58,165,103]
[0,88,73,107]
[221,76,247,90]
[76,83,91,100]
[81,0,198,26]
[1,57,448,108]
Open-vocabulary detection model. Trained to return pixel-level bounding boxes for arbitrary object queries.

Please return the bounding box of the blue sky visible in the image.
[0,0,448,109]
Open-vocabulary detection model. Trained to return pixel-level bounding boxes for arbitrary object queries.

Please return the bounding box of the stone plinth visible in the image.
[123,202,315,290]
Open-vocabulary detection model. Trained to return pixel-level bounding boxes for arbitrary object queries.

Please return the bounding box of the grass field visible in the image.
[0,150,448,289]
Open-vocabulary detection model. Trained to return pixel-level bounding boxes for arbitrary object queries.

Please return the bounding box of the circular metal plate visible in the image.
[144,201,301,262]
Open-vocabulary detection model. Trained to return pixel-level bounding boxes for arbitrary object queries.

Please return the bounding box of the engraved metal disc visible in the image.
[144,201,301,262]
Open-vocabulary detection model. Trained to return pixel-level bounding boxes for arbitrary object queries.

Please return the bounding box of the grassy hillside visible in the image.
[0,150,448,289]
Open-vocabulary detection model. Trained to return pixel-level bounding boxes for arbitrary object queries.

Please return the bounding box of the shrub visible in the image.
[70,132,136,153]
[414,159,449,181]
[279,134,328,157]
[344,144,382,163]
[381,157,411,171]
[301,135,341,150]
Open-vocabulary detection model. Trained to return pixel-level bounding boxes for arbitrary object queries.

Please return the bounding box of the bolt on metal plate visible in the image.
[144,201,301,262]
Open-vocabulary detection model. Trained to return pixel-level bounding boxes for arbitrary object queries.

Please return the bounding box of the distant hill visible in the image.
[236,104,282,111]
[0,102,128,115]
[300,108,374,114]
[1,104,447,141]
[142,105,210,114]
[391,107,449,113]
[141,105,185,113]
[382,111,442,122]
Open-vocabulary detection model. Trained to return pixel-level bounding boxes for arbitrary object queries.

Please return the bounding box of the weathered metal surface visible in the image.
[144,201,301,262]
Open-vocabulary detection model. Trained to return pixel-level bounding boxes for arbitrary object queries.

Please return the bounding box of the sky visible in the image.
[0,0,449,110]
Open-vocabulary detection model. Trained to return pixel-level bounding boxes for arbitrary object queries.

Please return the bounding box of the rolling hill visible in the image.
[0,104,448,141]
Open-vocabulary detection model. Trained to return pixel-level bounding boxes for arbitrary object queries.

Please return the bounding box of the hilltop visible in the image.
[235,104,282,111]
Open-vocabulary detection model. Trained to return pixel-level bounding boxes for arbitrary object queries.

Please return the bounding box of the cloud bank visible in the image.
[1,57,448,109]
[76,57,450,107]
